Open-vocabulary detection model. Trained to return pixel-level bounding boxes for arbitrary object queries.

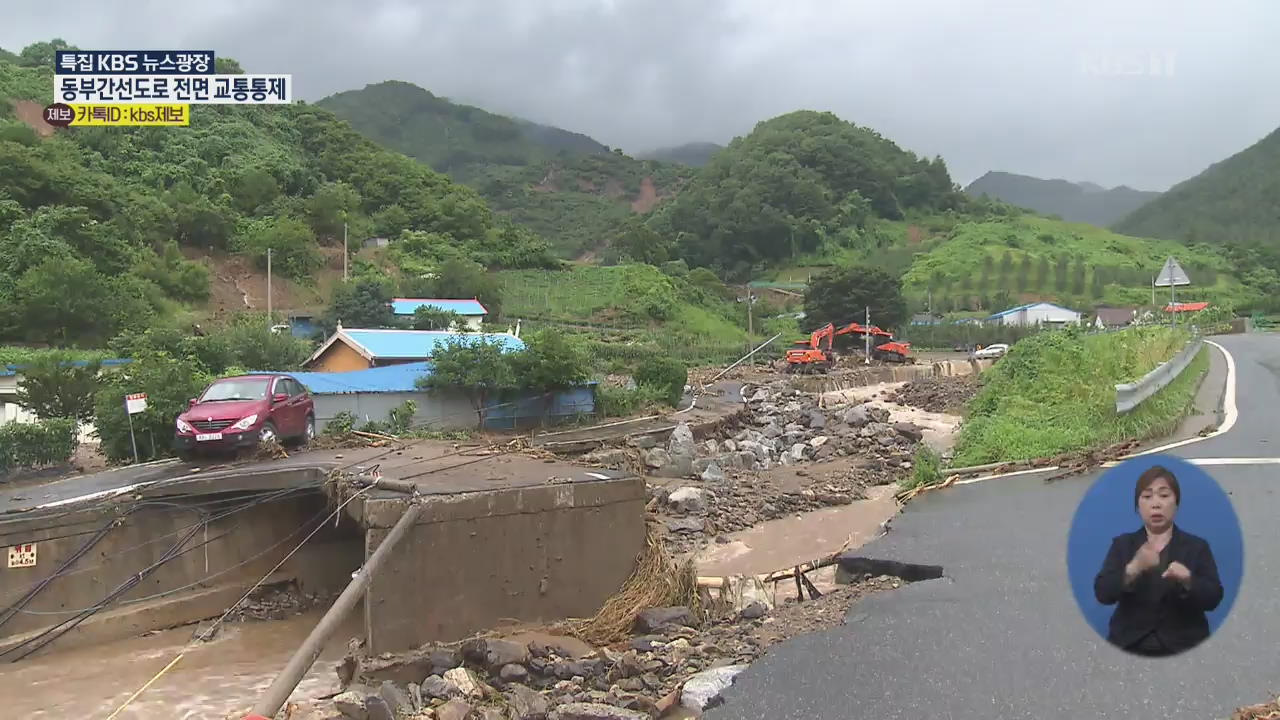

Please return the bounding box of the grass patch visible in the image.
[951,326,1206,466]
[498,264,788,367]
[900,444,944,491]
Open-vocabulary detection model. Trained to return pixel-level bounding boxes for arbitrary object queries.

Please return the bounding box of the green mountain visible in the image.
[641,109,1258,314]
[639,142,725,167]
[0,42,554,348]
[1112,127,1280,307]
[316,81,692,259]
[965,171,1160,226]
[647,110,967,279]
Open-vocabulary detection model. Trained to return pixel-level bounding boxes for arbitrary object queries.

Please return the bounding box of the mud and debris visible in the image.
[329,574,906,720]
[885,375,980,414]
[574,381,942,557]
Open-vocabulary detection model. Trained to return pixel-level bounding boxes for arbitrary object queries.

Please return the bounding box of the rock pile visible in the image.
[886,376,979,414]
[331,575,905,720]
[652,469,889,556]
[722,385,926,469]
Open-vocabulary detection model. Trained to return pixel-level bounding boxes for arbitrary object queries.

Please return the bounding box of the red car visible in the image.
[174,374,315,458]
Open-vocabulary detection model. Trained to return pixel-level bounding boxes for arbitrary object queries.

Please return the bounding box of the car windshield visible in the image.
[200,378,272,402]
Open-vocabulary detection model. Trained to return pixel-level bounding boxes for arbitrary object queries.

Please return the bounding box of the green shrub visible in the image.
[0,419,79,475]
[634,357,688,407]
[325,411,358,435]
[597,384,667,417]
[902,445,942,491]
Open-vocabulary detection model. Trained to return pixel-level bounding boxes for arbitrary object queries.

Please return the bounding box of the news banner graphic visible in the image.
[43,50,292,128]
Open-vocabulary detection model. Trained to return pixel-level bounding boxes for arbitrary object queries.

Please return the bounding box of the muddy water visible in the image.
[0,612,360,719]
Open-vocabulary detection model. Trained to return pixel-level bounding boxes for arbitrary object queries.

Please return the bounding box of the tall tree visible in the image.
[416,337,518,427]
[802,264,908,331]
[15,353,101,423]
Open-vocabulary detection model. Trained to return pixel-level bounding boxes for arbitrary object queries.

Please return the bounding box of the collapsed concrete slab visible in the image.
[357,469,647,654]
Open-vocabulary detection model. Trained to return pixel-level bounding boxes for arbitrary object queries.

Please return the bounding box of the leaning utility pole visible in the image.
[249,503,424,719]
[864,305,871,365]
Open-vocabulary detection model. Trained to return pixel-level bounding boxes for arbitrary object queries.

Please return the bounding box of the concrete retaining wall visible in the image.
[788,357,994,395]
[359,477,647,654]
[0,488,361,655]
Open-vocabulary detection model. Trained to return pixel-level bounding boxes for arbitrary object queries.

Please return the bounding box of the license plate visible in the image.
[195,433,223,442]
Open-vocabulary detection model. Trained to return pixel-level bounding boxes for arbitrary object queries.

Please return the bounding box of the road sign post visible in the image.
[1154,257,1191,326]
[124,392,148,464]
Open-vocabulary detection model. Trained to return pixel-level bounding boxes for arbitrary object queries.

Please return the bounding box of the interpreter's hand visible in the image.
[1129,542,1161,574]
[1162,561,1192,588]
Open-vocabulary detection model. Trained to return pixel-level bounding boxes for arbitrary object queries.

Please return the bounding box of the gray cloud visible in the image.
[4,0,1280,190]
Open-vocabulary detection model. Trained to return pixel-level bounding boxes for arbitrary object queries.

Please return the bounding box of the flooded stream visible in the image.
[0,611,359,719]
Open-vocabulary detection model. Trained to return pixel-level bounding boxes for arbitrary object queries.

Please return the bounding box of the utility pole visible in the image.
[864,305,871,365]
[343,222,349,282]
[266,247,272,329]
[746,284,754,366]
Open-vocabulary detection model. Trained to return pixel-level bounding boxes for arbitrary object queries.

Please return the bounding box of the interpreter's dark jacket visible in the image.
[1094,524,1223,654]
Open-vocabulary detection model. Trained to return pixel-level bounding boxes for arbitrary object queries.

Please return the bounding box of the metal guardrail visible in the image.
[1114,336,1204,414]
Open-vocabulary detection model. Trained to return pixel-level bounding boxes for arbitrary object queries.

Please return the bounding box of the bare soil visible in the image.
[631,177,660,213]
[12,100,56,138]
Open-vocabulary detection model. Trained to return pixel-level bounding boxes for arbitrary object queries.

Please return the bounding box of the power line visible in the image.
[103,483,376,719]
[0,485,319,607]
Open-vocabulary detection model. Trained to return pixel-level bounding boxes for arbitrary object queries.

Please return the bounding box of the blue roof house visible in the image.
[303,326,525,373]
[390,298,489,331]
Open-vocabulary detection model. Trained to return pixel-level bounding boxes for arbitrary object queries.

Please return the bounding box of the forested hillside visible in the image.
[964,171,1160,226]
[317,81,693,259]
[639,142,725,167]
[1113,126,1280,308]
[640,110,1260,314]
[0,42,555,348]
[645,110,969,280]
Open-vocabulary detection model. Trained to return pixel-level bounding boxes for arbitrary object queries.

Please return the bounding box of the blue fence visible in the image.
[482,385,598,431]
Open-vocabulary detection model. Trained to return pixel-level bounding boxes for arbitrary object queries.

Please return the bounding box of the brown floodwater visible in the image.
[0,611,360,719]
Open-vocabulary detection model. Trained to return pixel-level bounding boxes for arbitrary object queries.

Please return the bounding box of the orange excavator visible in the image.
[784,322,836,373]
[835,321,914,364]
[785,320,913,372]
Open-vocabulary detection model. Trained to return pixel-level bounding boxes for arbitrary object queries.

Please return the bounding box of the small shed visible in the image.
[1092,307,1137,329]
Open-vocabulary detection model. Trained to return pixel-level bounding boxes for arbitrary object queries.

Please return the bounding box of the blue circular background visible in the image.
[1066,454,1244,642]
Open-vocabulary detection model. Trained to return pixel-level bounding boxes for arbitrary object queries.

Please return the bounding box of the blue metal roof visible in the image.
[0,358,132,377]
[390,298,488,316]
[986,302,1075,320]
[342,329,524,360]
[283,361,436,394]
[278,361,600,395]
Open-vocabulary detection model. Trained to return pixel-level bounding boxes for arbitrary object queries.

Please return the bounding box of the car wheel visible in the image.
[300,415,316,446]
[259,421,279,446]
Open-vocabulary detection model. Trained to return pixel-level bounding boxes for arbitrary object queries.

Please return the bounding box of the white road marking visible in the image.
[1185,458,1280,466]
[33,482,154,510]
[1122,338,1237,457]
[952,339,1239,486]
[584,472,611,479]
[952,466,1061,486]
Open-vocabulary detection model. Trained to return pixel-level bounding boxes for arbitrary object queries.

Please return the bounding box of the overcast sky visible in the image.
[5,0,1280,190]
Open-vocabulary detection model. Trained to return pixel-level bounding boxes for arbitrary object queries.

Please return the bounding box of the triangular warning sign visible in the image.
[1154,257,1191,287]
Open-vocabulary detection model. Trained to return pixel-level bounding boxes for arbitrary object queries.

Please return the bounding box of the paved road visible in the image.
[708,333,1279,720]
